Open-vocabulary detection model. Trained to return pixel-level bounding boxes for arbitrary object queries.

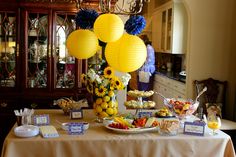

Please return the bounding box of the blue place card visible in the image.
[33,114,50,126]
[68,123,84,135]
[138,111,152,118]
[183,121,206,136]
[70,109,83,119]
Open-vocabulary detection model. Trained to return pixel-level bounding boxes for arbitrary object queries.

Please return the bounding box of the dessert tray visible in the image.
[127,90,154,98]
[125,90,156,109]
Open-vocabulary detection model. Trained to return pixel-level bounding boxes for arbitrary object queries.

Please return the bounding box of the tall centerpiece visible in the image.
[66,9,148,121]
[81,66,131,122]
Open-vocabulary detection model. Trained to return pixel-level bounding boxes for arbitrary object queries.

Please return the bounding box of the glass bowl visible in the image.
[159,119,180,136]
[164,98,199,119]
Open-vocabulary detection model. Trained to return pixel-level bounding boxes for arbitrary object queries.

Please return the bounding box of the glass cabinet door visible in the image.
[54,13,76,89]
[166,8,172,51]
[27,13,48,88]
[0,12,17,87]
[161,10,166,51]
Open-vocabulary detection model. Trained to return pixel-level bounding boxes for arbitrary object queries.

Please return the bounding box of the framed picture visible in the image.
[70,109,83,119]
[33,114,50,126]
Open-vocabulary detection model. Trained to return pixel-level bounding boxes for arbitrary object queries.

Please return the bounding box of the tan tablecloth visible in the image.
[1,110,235,157]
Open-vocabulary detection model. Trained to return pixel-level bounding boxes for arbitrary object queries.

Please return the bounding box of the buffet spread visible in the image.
[2,106,236,157]
[1,88,235,157]
[9,88,220,138]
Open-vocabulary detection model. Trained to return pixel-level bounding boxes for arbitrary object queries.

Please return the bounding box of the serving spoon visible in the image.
[195,86,207,103]
[155,92,172,108]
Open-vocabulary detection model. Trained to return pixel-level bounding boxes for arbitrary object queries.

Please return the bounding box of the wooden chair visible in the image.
[194,78,227,117]
[194,78,236,149]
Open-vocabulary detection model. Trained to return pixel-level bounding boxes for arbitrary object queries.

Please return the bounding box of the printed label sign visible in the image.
[68,123,84,135]
[138,112,152,118]
[70,109,83,119]
[184,121,205,136]
[34,114,50,126]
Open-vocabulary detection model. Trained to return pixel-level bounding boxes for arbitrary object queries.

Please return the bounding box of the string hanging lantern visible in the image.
[105,34,147,72]
[66,29,98,59]
[94,13,124,43]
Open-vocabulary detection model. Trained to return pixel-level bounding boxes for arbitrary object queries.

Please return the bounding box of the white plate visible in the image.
[104,125,157,134]
[14,125,39,138]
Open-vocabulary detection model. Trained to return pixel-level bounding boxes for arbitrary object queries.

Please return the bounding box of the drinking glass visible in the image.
[207,114,221,135]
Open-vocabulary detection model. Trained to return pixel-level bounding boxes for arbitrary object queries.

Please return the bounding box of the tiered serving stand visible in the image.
[124,90,156,115]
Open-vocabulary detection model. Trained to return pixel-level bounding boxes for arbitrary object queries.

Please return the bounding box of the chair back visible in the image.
[194,78,227,118]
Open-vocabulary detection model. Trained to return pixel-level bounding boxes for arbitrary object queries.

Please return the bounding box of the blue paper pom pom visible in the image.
[125,15,146,35]
[75,9,99,29]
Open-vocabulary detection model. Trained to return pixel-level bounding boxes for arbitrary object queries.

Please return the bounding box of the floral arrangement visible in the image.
[81,66,131,119]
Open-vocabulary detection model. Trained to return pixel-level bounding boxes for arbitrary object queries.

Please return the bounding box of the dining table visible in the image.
[1,109,235,157]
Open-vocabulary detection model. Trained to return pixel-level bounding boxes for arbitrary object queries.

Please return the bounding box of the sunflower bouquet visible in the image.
[81,66,131,120]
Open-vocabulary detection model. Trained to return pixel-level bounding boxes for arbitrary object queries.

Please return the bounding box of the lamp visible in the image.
[75,0,149,15]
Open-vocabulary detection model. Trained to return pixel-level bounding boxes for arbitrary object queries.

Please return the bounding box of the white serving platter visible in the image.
[104,125,157,134]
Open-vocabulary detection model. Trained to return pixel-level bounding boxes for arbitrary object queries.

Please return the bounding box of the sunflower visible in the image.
[95,86,107,97]
[115,79,124,90]
[110,79,116,90]
[104,67,114,78]
[110,77,123,90]
[81,73,87,83]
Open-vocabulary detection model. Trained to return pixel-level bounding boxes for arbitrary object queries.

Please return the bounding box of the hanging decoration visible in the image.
[75,9,99,29]
[105,34,147,72]
[125,15,146,35]
[66,30,98,59]
[94,14,124,42]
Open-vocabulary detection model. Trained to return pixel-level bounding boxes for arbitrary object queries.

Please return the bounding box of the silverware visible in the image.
[195,86,207,103]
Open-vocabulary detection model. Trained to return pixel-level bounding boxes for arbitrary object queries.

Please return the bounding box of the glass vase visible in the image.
[93,91,118,122]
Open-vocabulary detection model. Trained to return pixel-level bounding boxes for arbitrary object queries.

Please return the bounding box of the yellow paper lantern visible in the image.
[66,29,98,59]
[105,34,147,72]
[94,14,124,43]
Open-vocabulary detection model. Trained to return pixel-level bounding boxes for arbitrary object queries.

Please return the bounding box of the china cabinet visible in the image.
[152,1,187,54]
[0,0,87,150]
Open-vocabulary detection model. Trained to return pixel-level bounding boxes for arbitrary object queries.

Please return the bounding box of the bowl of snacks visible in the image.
[155,107,174,118]
[61,122,89,131]
[159,119,180,136]
[54,98,88,115]
[164,98,199,119]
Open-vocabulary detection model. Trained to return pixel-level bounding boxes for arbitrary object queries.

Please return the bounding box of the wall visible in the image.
[229,3,236,120]
[184,0,236,119]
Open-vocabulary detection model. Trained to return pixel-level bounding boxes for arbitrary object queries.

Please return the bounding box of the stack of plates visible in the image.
[14,125,39,138]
